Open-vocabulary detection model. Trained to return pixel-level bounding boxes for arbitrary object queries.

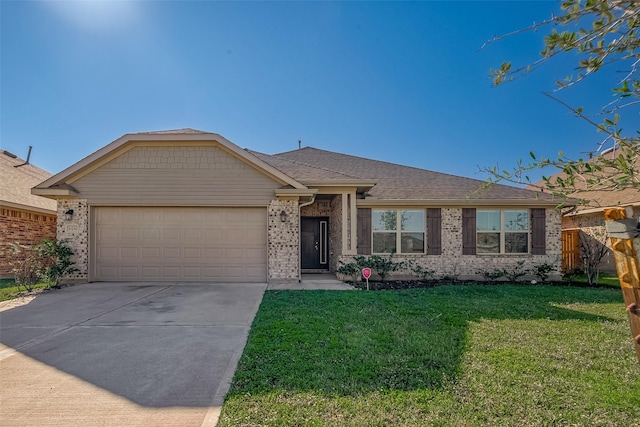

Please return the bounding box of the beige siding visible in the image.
[93,207,267,282]
[71,145,280,206]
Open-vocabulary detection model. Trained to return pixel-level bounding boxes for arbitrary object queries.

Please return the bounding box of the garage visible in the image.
[92,206,267,282]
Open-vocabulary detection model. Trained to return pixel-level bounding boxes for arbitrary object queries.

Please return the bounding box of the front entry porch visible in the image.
[267,273,353,290]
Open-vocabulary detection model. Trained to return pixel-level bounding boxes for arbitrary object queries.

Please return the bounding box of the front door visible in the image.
[301,217,329,269]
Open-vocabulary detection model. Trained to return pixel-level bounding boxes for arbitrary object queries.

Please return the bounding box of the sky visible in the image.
[1,1,634,185]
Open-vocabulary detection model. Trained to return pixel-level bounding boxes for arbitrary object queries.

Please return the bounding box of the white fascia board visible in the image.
[31,188,79,198]
[274,188,318,197]
[357,198,562,208]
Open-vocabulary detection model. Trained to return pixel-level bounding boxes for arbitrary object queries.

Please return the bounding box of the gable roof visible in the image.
[255,147,557,205]
[31,129,559,206]
[0,150,56,214]
[33,129,309,196]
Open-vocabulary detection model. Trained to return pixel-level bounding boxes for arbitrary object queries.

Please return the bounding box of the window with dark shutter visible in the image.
[427,208,442,255]
[531,208,546,255]
[462,208,476,255]
[357,208,372,255]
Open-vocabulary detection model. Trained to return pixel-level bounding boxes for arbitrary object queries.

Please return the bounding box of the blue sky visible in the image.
[0,1,627,184]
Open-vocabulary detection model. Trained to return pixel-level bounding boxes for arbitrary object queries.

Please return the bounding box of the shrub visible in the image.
[8,243,44,292]
[476,267,505,283]
[406,260,436,281]
[442,262,460,283]
[366,254,403,282]
[35,239,77,288]
[500,260,528,282]
[337,254,404,283]
[530,262,556,282]
[337,260,361,282]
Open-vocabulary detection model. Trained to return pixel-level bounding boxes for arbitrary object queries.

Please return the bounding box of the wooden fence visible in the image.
[562,229,581,271]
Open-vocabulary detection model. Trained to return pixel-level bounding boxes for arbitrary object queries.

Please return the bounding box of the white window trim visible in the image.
[477,209,529,254]
[372,209,426,255]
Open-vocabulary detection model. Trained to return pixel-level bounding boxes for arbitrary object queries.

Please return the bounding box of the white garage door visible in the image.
[93,207,267,282]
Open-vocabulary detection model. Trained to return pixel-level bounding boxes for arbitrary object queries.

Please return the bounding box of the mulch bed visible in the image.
[347,279,618,291]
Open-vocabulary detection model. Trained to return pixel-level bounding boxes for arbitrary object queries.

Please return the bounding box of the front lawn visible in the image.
[0,278,48,301]
[568,272,621,287]
[219,285,639,426]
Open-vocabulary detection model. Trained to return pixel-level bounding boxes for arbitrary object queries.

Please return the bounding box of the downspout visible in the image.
[298,194,316,282]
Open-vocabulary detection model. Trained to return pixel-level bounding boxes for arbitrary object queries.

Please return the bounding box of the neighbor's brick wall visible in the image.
[57,199,89,283]
[0,208,57,277]
[339,207,562,281]
[268,200,299,282]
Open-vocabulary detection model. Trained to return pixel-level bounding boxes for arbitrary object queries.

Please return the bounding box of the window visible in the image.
[372,209,425,254]
[476,209,529,254]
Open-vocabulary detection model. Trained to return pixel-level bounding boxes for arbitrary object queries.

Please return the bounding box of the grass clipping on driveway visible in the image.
[218,285,639,426]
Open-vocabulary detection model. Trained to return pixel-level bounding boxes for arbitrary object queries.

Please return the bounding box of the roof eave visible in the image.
[568,202,640,216]
[357,198,566,207]
[31,188,79,198]
[275,188,318,197]
[300,180,377,193]
[0,200,57,215]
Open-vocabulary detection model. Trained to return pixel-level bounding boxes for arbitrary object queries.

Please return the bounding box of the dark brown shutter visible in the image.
[427,208,442,255]
[357,208,372,255]
[531,208,546,255]
[462,208,476,255]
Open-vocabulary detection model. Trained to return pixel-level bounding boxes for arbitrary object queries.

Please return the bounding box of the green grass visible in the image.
[568,273,621,287]
[219,285,639,426]
[0,278,48,301]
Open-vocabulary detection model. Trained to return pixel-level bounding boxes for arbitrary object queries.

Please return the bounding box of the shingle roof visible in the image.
[134,128,212,135]
[255,147,554,202]
[0,150,56,213]
[531,149,640,211]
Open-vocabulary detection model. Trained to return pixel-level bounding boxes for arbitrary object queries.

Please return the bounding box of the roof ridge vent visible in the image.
[3,150,18,158]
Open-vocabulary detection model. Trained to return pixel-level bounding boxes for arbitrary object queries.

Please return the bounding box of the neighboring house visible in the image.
[32,129,563,284]
[562,183,639,274]
[534,149,640,274]
[0,149,57,278]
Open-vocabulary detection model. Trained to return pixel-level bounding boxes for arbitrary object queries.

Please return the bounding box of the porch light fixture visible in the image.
[64,209,74,221]
[280,210,287,222]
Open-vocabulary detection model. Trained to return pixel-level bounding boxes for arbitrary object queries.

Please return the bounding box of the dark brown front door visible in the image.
[301,217,329,269]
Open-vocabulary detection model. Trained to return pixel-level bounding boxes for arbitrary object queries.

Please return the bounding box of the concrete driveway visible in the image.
[0,282,266,426]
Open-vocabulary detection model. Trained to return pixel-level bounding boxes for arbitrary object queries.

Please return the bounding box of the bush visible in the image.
[337,254,404,283]
[530,262,556,282]
[8,244,43,292]
[406,260,436,280]
[476,267,505,283]
[500,260,528,282]
[337,260,361,282]
[35,239,77,288]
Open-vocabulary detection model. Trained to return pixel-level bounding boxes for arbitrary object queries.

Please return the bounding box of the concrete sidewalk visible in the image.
[0,282,266,426]
[267,273,355,290]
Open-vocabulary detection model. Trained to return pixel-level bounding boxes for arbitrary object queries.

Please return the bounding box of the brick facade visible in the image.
[0,207,57,278]
[338,207,563,281]
[46,200,563,284]
[268,199,299,282]
[329,195,343,271]
[56,199,89,283]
